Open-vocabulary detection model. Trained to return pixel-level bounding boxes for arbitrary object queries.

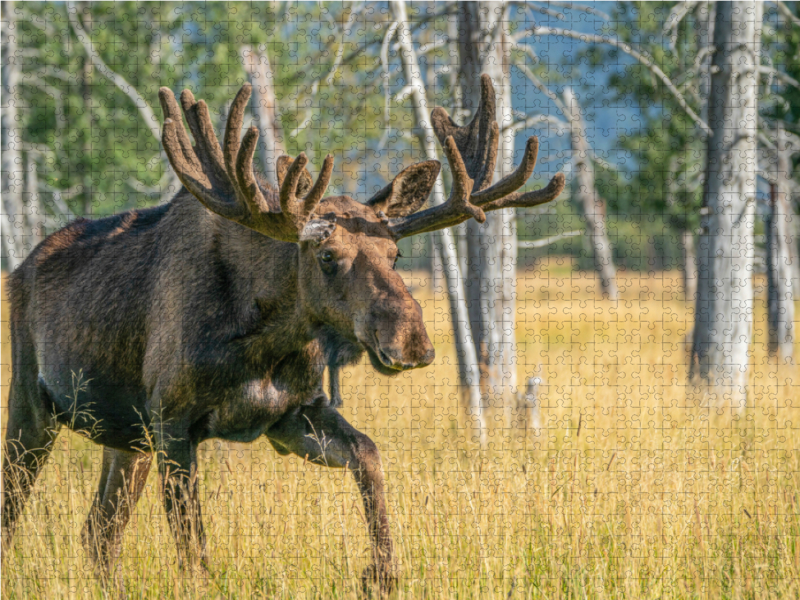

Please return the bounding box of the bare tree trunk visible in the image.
[391,0,485,445]
[665,155,697,301]
[1,0,25,271]
[771,125,800,303]
[791,208,800,298]
[455,221,469,288]
[457,1,519,426]
[562,87,618,300]
[682,230,697,301]
[691,1,762,409]
[697,2,716,109]
[78,4,95,218]
[25,154,44,245]
[241,45,284,188]
[766,125,795,361]
[426,62,444,296]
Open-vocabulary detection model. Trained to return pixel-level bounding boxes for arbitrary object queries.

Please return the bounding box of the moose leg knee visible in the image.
[82,447,152,572]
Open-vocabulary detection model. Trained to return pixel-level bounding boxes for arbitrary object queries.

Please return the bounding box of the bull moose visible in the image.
[2,75,564,592]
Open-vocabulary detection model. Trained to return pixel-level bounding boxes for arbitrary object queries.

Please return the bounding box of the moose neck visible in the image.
[206,206,314,355]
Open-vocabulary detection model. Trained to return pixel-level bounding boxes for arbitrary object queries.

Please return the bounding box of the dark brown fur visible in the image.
[3,181,435,592]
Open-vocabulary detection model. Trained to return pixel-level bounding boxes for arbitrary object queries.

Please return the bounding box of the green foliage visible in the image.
[590,2,705,248]
[15,2,353,220]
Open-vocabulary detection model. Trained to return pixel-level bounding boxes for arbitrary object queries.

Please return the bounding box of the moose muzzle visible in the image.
[361,298,435,374]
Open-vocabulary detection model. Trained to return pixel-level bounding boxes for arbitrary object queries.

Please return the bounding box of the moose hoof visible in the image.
[361,563,396,597]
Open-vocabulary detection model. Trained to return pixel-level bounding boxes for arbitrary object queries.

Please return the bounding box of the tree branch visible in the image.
[776,0,800,28]
[67,3,161,142]
[518,230,582,249]
[514,25,712,137]
[517,1,610,21]
[760,66,800,90]
[503,114,570,136]
[663,1,698,51]
[513,58,570,116]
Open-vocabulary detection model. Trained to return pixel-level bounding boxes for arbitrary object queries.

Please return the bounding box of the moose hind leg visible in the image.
[2,376,60,549]
[267,406,395,594]
[154,432,206,570]
[82,446,152,573]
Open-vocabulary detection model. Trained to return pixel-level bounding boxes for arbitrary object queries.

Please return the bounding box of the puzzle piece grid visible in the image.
[2,2,799,599]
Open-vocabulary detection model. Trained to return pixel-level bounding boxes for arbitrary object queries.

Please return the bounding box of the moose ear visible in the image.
[366,160,441,218]
[276,155,314,196]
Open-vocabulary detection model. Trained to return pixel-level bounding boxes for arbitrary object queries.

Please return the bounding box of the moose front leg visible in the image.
[267,405,395,594]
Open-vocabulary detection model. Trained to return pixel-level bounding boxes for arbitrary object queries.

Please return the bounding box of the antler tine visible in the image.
[303,155,334,213]
[223,84,252,198]
[471,136,539,205]
[159,87,248,220]
[442,136,486,223]
[482,172,567,212]
[180,90,228,184]
[279,153,310,226]
[235,127,269,215]
[431,74,498,191]
[276,155,314,196]
[159,87,199,170]
[277,153,335,232]
[388,72,565,240]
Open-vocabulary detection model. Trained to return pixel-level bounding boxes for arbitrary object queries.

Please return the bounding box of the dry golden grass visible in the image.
[2,260,799,599]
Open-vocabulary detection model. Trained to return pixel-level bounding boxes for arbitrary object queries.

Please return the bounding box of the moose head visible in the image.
[159,75,565,377]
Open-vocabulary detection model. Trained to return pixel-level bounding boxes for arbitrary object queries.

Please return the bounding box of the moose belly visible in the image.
[38,374,151,451]
[198,378,299,443]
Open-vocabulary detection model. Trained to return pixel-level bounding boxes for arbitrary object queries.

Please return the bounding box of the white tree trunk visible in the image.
[790,207,800,298]
[766,125,795,361]
[562,87,618,300]
[25,153,44,245]
[391,0,485,445]
[2,0,25,271]
[457,1,519,426]
[682,230,698,302]
[241,45,284,187]
[691,1,762,409]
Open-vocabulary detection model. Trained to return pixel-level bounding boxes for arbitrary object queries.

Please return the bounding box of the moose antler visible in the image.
[389,75,566,239]
[159,83,333,242]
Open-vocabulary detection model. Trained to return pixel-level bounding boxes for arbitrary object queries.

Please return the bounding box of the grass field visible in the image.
[2,260,799,599]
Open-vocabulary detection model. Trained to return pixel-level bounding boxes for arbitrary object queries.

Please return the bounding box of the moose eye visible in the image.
[319,250,337,274]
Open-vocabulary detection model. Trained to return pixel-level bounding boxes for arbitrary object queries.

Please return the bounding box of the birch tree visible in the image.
[241,45,284,187]
[456,1,519,424]
[562,87,618,300]
[2,1,25,271]
[691,1,763,409]
[390,0,485,444]
[765,124,796,361]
